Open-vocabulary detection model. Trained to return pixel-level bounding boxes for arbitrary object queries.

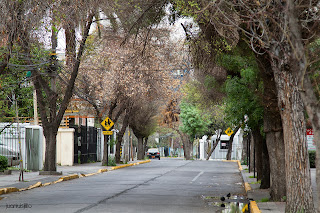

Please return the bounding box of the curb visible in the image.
[0,187,19,195]
[0,160,152,198]
[224,160,261,213]
[111,159,151,170]
[250,201,261,213]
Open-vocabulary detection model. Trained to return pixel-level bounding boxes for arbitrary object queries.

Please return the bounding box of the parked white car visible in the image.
[0,144,20,166]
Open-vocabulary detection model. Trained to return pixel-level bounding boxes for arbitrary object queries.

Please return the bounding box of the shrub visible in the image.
[309,150,316,168]
[0,155,8,172]
[107,156,116,166]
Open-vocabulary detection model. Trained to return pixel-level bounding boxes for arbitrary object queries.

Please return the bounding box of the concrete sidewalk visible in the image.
[0,160,149,193]
[240,165,317,213]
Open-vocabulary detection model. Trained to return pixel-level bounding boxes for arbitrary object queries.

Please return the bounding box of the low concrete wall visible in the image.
[43,128,75,166]
[56,128,75,166]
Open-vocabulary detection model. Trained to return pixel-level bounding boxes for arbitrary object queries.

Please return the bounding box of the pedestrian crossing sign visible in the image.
[225,127,234,136]
[101,117,114,131]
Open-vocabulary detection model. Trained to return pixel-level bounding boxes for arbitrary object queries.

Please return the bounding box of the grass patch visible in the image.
[244,168,248,171]
[257,197,270,202]
[249,175,255,178]
[7,167,30,172]
[250,180,261,184]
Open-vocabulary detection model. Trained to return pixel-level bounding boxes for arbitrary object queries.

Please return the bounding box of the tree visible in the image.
[129,100,158,160]
[179,101,209,159]
[171,0,316,211]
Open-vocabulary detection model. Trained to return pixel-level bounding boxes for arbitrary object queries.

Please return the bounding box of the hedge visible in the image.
[309,150,316,168]
[0,155,8,172]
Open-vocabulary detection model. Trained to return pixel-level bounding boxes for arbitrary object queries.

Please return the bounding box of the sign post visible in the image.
[101,117,114,166]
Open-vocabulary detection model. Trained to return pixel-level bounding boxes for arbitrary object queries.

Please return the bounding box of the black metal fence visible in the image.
[72,125,98,164]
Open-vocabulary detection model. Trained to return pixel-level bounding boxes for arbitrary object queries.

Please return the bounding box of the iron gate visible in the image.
[72,125,98,164]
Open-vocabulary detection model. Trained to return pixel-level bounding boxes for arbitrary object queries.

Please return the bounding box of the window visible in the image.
[220,140,229,149]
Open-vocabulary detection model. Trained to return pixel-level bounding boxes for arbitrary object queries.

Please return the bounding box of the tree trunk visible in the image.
[101,135,108,166]
[249,133,254,173]
[252,128,263,183]
[143,137,148,157]
[206,133,222,160]
[182,141,192,160]
[251,128,270,189]
[43,128,57,171]
[226,126,240,160]
[300,71,320,212]
[267,1,315,211]
[115,114,129,163]
[273,65,314,212]
[137,137,144,160]
[179,131,192,160]
[260,137,270,189]
[257,53,286,200]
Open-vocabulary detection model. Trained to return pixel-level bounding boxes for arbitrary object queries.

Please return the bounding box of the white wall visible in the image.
[199,129,244,160]
[43,128,75,166]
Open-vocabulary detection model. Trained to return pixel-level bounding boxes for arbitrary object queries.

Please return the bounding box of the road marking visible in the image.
[192,171,204,182]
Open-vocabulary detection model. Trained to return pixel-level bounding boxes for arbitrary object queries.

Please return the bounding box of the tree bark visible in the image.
[252,128,263,183]
[266,1,315,211]
[258,54,286,201]
[206,133,222,160]
[178,131,192,160]
[143,137,148,156]
[115,113,129,163]
[137,136,144,160]
[273,68,314,212]
[260,136,270,189]
[252,128,270,189]
[43,127,58,171]
[226,126,240,160]
[300,70,320,212]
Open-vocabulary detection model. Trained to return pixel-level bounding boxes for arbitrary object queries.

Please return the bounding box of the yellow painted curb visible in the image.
[84,173,98,177]
[54,179,64,184]
[59,174,79,181]
[98,169,108,173]
[111,163,134,170]
[111,160,151,170]
[28,182,42,190]
[244,182,252,192]
[0,187,19,195]
[250,201,261,213]
[42,182,53,187]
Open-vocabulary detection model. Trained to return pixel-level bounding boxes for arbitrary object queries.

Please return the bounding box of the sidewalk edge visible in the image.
[223,160,261,213]
[0,160,152,198]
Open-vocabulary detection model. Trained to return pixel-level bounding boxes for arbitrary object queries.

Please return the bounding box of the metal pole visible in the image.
[131,135,133,161]
[33,84,38,125]
[107,135,110,166]
[15,96,24,181]
[248,133,251,173]
[254,140,256,178]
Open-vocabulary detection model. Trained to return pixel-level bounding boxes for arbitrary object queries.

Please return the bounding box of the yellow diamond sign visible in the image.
[101,117,114,131]
[225,127,234,136]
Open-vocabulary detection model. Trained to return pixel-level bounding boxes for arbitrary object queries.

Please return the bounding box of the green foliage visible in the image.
[108,156,117,166]
[0,44,55,122]
[179,101,209,138]
[0,155,8,172]
[219,44,264,131]
[257,197,270,202]
[309,150,316,168]
[181,80,228,134]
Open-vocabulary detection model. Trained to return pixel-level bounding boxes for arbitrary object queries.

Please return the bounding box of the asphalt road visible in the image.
[0,158,246,213]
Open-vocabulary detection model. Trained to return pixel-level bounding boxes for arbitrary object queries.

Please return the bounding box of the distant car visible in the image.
[146,148,160,160]
[0,144,20,166]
